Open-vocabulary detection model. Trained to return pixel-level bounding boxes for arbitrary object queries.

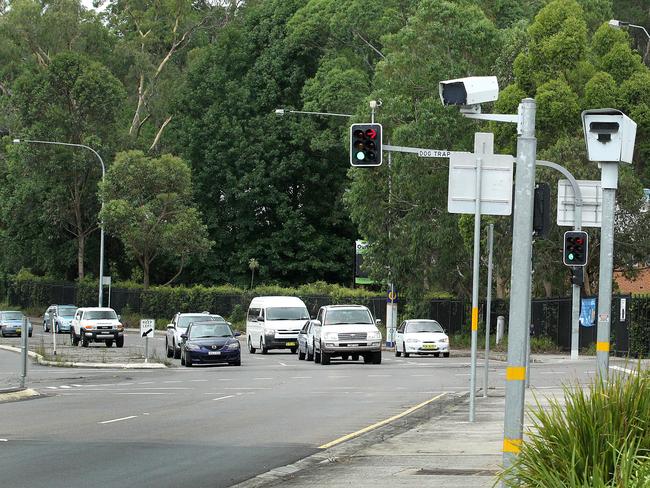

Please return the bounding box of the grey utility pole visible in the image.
[596,162,618,377]
[483,223,494,397]
[13,139,106,307]
[502,98,537,471]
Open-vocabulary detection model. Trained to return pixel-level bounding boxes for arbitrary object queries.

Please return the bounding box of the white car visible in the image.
[395,319,450,358]
[166,312,223,359]
[70,307,124,347]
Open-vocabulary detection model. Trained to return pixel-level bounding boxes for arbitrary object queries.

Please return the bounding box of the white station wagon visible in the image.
[395,319,450,358]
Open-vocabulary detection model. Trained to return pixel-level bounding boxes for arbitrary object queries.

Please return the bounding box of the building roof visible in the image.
[614,268,650,295]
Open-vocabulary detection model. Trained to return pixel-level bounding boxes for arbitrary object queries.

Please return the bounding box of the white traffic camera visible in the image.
[439,76,499,108]
[581,109,636,163]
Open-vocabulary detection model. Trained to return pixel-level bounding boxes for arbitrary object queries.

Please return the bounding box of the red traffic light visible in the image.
[350,123,382,167]
[365,128,377,139]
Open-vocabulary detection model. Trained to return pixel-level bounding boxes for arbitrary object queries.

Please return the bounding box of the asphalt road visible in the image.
[0,326,598,488]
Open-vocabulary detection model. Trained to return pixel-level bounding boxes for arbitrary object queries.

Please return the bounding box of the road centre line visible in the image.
[212,395,235,401]
[318,392,448,449]
[99,415,137,424]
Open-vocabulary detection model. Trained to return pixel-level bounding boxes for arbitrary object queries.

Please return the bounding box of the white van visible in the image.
[246,296,310,354]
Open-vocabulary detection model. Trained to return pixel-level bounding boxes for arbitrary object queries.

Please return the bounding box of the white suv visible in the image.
[312,305,383,365]
[71,307,124,348]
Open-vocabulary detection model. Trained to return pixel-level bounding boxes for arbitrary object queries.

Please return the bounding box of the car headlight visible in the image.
[406,338,419,343]
[439,337,449,343]
[225,342,240,350]
[367,331,381,340]
[117,323,124,331]
[265,329,276,336]
[186,343,201,351]
[324,332,338,341]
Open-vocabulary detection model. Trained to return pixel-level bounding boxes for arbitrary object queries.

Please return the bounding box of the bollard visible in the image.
[496,316,505,344]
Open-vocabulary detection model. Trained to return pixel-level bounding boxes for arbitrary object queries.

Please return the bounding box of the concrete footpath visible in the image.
[235,386,565,488]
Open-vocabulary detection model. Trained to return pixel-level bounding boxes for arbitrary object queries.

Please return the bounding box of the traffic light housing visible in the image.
[570,267,584,286]
[563,231,588,266]
[350,123,382,167]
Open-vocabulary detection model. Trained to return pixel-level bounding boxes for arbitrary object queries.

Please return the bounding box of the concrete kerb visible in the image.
[231,390,469,488]
[0,344,167,369]
[0,387,40,403]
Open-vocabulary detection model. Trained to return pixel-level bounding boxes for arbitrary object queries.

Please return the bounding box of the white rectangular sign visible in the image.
[140,319,155,338]
[557,180,603,228]
[447,152,514,215]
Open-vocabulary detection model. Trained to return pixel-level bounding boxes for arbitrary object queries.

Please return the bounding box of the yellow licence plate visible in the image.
[422,344,437,350]
[286,342,296,347]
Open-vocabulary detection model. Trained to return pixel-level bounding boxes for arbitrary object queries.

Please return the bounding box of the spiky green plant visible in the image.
[499,365,650,487]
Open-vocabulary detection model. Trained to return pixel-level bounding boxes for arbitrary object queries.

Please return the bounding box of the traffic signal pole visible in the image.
[502,98,537,474]
[596,162,618,378]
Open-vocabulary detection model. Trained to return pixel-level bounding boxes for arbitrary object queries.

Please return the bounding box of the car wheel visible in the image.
[166,340,173,358]
[180,352,185,366]
[81,336,89,347]
[314,349,321,363]
[443,352,450,358]
[28,332,32,337]
[341,354,349,361]
[231,359,241,366]
[71,330,79,346]
[298,348,305,360]
[403,345,410,358]
[433,352,440,358]
[321,351,331,365]
[363,354,372,364]
[248,337,256,354]
[307,345,314,361]
[351,354,359,361]
[116,336,124,348]
[395,347,401,357]
[260,339,268,355]
[44,323,49,333]
[173,342,181,359]
[372,351,382,364]
[105,340,113,348]
[185,353,193,367]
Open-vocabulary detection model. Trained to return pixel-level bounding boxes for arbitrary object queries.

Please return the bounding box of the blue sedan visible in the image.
[0,311,33,337]
[180,320,241,367]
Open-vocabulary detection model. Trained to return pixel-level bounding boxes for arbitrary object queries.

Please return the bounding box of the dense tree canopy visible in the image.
[0,0,649,299]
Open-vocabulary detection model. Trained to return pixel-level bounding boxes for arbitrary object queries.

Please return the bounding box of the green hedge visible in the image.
[630,294,650,357]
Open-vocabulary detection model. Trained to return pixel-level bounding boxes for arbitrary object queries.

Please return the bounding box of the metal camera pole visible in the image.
[502,98,537,472]
[596,162,618,378]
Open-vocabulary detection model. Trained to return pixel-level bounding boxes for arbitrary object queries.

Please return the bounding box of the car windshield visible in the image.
[178,315,219,328]
[189,323,232,338]
[266,307,309,320]
[406,321,444,333]
[58,307,77,317]
[324,309,373,325]
[2,311,23,320]
[84,310,117,320]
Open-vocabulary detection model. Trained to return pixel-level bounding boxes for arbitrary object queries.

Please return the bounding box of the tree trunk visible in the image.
[543,280,553,298]
[143,259,150,290]
[77,234,85,280]
[495,272,507,299]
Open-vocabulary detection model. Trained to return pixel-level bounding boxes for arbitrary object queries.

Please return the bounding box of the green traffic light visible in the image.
[356,151,365,160]
[568,253,574,261]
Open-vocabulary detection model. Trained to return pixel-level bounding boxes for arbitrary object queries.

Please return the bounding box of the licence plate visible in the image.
[16,329,21,333]
[347,343,359,347]
[422,344,437,350]
[208,351,221,356]
[285,342,296,346]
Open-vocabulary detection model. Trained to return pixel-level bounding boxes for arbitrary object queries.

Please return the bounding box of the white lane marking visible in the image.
[367,374,391,377]
[224,387,271,390]
[163,380,182,384]
[99,415,137,424]
[254,377,273,380]
[71,384,83,387]
[212,395,235,401]
[59,385,72,389]
[327,376,350,379]
[455,373,471,376]
[190,379,208,382]
[138,381,154,384]
[46,387,57,390]
[0,439,7,442]
[217,379,233,381]
[279,362,288,367]
[113,392,168,395]
[291,376,312,379]
[610,365,637,375]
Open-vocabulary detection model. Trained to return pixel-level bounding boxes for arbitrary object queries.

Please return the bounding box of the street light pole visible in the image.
[13,139,106,307]
[609,19,650,63]
[274,108,352,118]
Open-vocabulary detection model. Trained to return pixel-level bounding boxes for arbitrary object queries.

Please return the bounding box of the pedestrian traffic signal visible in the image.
[563,231,588,266]
[350,123,382,166]
[570,267,584,286]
